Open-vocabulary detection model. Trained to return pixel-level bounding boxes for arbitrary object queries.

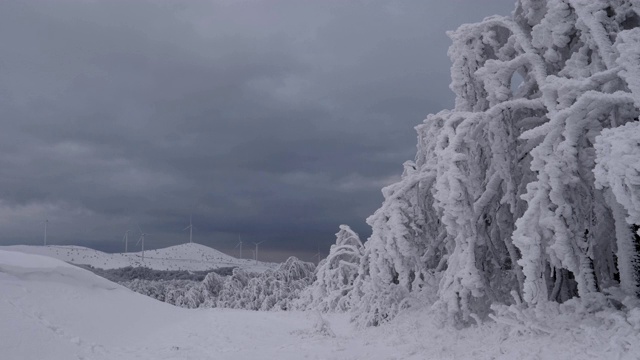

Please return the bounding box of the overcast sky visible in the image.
[0,0,515,262]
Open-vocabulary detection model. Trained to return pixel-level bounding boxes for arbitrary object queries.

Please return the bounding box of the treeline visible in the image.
[88,257,316,311]
[78,264,235,282]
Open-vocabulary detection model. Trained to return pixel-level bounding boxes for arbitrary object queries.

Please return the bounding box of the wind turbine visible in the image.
[136,225,151,261]
[183,216,193,244]
[313,249,322,265]
[123,230,131,253]
[253,240,266,261]
[43,219,48,246]
[234,235,243,259]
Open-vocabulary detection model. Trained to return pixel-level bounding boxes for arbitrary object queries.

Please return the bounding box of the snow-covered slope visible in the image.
[1,243,276,272]
[2,249,639,360]
[0,250,185,359]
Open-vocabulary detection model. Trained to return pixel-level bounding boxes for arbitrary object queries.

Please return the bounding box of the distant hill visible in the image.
[1,243,276,272]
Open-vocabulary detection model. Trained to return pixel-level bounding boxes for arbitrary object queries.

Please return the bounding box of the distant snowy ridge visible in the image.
[1,243,276,272]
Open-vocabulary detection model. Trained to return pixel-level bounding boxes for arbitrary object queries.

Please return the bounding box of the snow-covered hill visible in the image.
[1,243,276,272]
[2,249,639,360]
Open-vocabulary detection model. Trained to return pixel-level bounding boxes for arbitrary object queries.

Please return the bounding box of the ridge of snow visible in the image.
[1,243,276,272]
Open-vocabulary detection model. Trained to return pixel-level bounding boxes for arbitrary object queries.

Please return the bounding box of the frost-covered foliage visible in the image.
[122,257,316,311]
[214,257,316,311]
[122,278,201,304]
[594,121,640,295]
[298,225,365,312]
[334,0,640,326]
[79,265,234,283]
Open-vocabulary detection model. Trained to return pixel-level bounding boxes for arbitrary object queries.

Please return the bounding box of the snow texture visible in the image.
[594,121,640,295]
[2,249,639,359]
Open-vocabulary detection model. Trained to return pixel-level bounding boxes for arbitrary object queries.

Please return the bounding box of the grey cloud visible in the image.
[0,0,516,261]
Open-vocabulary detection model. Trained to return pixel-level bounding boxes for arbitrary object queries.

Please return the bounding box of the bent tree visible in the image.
[312,0,640,325]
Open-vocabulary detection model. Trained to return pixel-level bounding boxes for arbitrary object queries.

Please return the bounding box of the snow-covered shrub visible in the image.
[120,258,315,310]
[345,0,640,326]
[198,257,315,310]
[298,225,364,312]
[201,272,225,307]
[201,271,225,298]
[122,279,201,305]
[215,268,252,308]
[231,257,315,311]
[181,285,206,308]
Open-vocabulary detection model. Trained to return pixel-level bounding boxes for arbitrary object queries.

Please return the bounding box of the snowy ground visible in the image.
[1,249,639,360]
[1,243,276,272]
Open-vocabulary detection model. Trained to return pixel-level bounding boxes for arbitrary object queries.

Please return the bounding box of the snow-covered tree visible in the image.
[211,257,315,311]
[508,0,640,306]
[300,225,365,312]
[201,272,226,307]
[594,121,640,295]
[335,0,640,326]
[215,268,253,309]
[121,258,315,311]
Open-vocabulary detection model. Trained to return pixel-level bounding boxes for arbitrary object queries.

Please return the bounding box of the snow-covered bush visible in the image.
[122,278,201,304]
[122,257,316,311]
[299,225,365,312]
[215,268,252,309]
[342,0,640,326]
[226,257,316,311]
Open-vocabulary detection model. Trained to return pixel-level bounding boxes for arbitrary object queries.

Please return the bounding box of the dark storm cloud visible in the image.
[0,0,516,261]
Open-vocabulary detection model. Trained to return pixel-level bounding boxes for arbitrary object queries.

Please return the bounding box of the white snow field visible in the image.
[1,243,276,272]
[2,249,639,360]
